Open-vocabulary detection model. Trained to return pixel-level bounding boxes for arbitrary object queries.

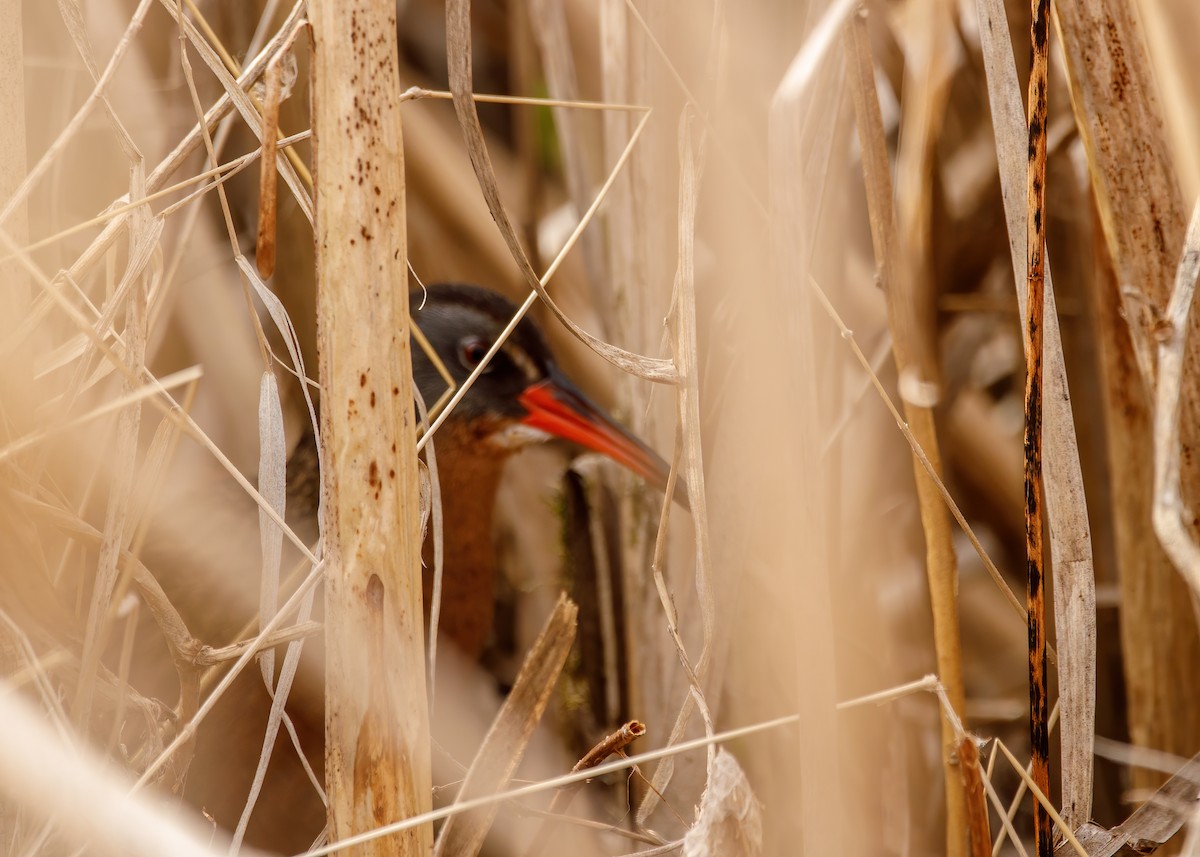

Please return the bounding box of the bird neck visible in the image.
[423,423,513,660]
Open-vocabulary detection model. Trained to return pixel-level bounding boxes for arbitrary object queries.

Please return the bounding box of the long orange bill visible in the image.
[518,371,689,510]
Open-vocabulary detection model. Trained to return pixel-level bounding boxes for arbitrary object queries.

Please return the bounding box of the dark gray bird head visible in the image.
[411,283,686,508]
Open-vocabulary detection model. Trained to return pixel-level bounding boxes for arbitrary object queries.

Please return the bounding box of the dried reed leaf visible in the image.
[411,389,445,717]
[1050,750,1200,856]
[236,256,321,448]
[230,582,322,854]
[432,594,578,857]
[681,749,762,857]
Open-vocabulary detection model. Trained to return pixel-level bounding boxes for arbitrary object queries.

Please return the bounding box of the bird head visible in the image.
[411,284,686,508]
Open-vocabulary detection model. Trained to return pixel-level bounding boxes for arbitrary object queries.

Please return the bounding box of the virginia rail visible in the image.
[162,283,681,850]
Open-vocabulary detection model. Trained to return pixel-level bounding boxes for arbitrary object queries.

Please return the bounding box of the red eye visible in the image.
[458,336,494,372]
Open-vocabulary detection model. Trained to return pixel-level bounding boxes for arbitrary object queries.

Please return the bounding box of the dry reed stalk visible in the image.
[735,0,859,851]
[973,0,1097,825]
[845,9,967,853]
[958,736,991,857]
[525,719,647,857]
[432,594,578,857]
[0,0,28,836]
[891,0,955,382]
[1053,0,1200,789]
[0,0,29,316]
[1024,0,1052,852]
[254,56,281,279]
[310,0,431,852]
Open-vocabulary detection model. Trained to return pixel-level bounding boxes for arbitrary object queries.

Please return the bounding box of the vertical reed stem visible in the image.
[311,0,432,852]
[1025,0,1052,853]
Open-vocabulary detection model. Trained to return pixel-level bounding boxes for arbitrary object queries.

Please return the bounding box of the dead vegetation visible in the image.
[2,0,1200,855]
